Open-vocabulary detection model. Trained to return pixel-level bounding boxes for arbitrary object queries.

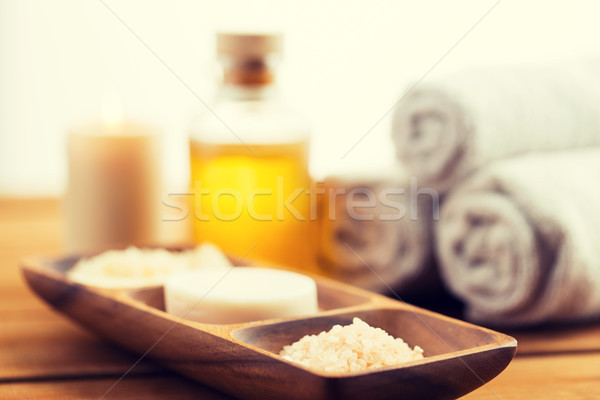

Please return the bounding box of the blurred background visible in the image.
[2,0,600,195]
[4,3,600,396]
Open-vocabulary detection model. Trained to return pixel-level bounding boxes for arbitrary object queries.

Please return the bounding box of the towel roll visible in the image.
[392,61,600,193]
[436,148,600,327]
[316,171,438,295]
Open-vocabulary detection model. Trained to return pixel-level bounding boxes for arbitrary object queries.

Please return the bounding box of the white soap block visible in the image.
[164,267,319,324]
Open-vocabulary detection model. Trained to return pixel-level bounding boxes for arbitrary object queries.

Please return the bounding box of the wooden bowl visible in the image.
[21,254,516,400]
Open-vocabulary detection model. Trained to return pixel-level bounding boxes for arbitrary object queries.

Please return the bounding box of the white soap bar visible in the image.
[164,267,319,324]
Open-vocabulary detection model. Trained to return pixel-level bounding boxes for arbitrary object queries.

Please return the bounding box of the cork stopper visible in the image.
[217,33,283,58]
[217,33,282,85]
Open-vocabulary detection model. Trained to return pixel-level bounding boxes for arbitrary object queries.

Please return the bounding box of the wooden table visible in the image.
[1,198,599,399]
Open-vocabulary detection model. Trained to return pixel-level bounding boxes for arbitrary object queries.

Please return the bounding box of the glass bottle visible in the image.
[189,33,311,268]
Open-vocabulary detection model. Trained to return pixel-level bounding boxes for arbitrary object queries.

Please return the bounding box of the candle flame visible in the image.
[101,89,123,132]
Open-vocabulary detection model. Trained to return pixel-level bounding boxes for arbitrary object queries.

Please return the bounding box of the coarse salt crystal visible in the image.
[280,317,424,373]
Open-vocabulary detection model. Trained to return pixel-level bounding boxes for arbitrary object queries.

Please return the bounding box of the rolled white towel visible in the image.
[316,171,438,295]
[436,148,600,327]
[392,60,600,193]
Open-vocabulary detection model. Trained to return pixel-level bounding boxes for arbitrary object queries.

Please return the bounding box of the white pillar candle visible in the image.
[65,122,163,254]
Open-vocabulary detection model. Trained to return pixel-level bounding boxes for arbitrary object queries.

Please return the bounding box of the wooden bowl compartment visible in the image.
[232,308,500,358]
[126,279,371,315]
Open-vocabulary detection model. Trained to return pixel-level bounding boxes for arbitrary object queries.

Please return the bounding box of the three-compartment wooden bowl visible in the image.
[21,254,517,400]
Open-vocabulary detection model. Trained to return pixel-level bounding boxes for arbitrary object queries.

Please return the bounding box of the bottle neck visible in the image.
[217,83,279,101]
[218,56,280,101]
[222,63,274,85]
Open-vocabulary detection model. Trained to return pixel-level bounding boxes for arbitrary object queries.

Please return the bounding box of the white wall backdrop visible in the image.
[1,0,600,195]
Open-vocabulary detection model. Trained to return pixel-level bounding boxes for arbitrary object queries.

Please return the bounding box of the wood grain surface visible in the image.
[1,198,600,399]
